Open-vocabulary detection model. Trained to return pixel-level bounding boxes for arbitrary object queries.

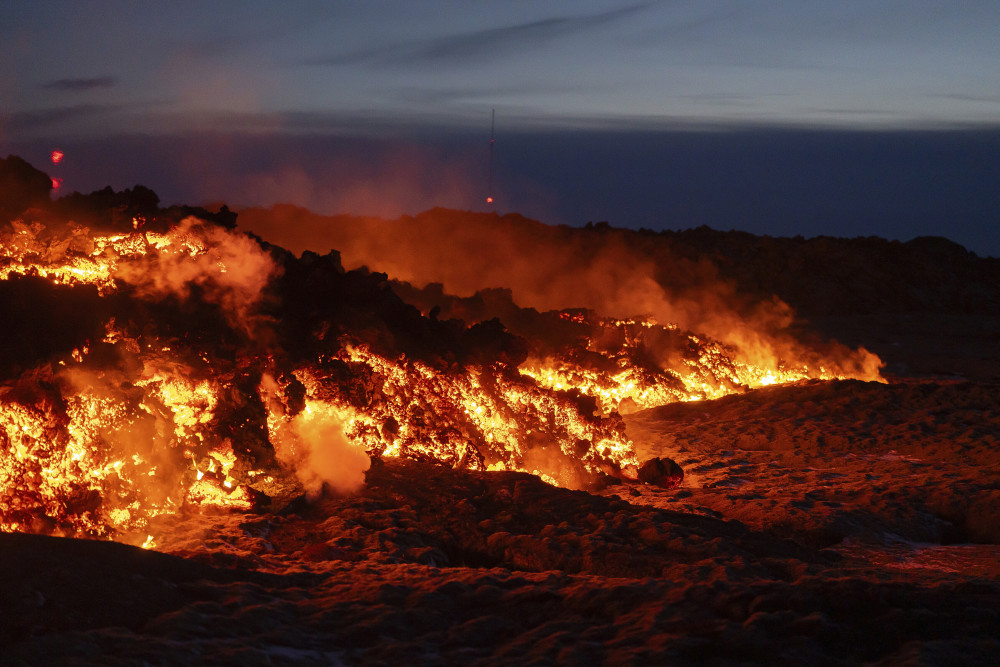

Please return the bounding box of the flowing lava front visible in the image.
[518,314,861,414]
[0,208,881,548]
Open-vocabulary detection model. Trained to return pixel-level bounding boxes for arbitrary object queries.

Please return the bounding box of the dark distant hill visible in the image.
[237,205,1000,319]
[651,226,999,317]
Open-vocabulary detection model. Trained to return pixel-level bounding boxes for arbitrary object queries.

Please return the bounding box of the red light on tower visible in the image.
[51,177,63,189]
[51,150,64,164]
[485,109,495,207]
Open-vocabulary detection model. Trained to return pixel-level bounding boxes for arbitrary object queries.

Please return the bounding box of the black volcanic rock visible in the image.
[0,275,107,380]
[48,185,234,234]
[4,457,1000,665]
[0,531,287,646]
[52,185,161,231]
[391,282,589,357]
[268,247,526,370]
[637,456,684,489]
[0,155,52,221]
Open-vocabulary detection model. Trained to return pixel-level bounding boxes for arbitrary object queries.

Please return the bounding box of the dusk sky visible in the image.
[3,1,1000,255]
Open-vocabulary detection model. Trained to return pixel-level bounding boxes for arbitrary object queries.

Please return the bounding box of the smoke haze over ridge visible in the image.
[238,205,884,382]
[8,125,1000,258]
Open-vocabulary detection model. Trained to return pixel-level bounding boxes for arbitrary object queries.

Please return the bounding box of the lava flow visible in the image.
[0,161,882,547]
[0,210,638,542]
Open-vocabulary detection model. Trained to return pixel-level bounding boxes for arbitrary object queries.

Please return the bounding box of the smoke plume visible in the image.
[270,404,370,498]
[114,217,280,335]
[237,207,882,380]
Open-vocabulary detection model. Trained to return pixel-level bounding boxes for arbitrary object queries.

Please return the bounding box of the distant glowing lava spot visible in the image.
[51,177,63,189]
[486,196,494,204]
[51,150,64,164]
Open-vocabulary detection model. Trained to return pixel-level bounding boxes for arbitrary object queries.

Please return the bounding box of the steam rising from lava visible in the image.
[238,206,882,383]
[0,189,627,541]
[1,158,881,547]
[264,379,369,498]
[0,216,280,541]
[111,217,279,335]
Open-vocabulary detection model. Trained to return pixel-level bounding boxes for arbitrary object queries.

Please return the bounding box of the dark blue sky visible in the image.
[2,2,999,255]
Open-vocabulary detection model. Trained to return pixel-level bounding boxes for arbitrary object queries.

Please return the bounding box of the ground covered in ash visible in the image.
[5,377,1000,665]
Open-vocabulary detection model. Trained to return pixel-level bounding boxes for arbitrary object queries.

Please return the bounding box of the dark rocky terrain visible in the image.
[2,156,1000,664]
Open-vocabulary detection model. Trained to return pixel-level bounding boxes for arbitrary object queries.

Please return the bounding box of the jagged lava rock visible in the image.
[637,457,684,489]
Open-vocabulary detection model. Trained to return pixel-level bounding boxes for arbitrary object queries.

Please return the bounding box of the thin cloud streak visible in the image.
[301,3,650,68]
[41,76,118,92]
[930,93,1000,105]
[2,104,123,132]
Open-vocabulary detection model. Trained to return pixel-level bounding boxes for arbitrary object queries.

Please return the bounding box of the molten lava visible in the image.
[0,196,882,547]
[518,314,867,414]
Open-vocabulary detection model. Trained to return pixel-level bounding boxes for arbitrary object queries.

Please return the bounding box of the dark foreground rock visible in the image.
[3,458,1000,665]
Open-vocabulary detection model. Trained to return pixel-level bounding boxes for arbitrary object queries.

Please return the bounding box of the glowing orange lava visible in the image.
[0,209,882,546]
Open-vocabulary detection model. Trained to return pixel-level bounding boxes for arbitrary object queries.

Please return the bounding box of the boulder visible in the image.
[637,457,684,489]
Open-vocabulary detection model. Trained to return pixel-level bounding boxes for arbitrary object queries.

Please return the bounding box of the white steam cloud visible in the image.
[115,217,280,334]
[271,405,370,497]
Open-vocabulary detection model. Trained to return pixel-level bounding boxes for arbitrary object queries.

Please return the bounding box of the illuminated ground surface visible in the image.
[1,174,998,662]
[3,375,999,665]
